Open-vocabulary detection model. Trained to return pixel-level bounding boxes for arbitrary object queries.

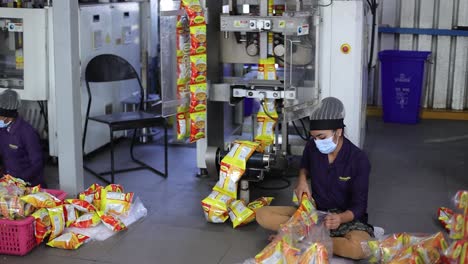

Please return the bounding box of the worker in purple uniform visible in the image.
[0,89,45,186]
[256,97,373,260]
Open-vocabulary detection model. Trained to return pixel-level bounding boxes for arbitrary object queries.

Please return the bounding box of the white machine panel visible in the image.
[79,3,141,154]
[0,8,48,100]
[319,0,368,148]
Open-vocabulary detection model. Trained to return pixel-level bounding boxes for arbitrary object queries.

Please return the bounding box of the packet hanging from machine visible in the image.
[201,190,234,223]
[222,141,259,170]
[190,25,207,55]
[190,54,207,83]
[181,0,205,26]
[189,111,206,142]
[176,111,190,141]
[176,21,190,58]
[255,115,276,147]
[177,55,191,81]
[32,208,51,244]
[100,189,134,216]
[48,206,65,242]
[264,57,277,80]
[228,200,255,228]
[213,162,245,199]
[247,197,274,211]
[47,232,90,250]
[190,83,207,112]
[21,192,62,208]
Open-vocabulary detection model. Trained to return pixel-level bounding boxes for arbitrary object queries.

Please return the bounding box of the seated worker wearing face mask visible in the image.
[256,97,373,260]
[0,89,45,187]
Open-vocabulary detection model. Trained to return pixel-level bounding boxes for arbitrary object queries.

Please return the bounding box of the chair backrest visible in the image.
[84,54,144,108]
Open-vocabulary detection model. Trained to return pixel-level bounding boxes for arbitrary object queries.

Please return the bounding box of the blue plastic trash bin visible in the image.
[378,50,431,124]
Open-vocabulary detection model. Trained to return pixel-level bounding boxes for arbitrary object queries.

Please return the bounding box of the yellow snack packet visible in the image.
[21,192,62,208]
[32,208,51,244]
[100,189,134,216]
[97,211,127,232]
[299,243,329,264]
[47,232,90,250]
[247,197,274,211]
[201,191,234,223]
[79,183,102,204]
[222,141,259,170]
[264,57,277,80]
[48,206,65,242]
[64,204,78,227]
[255,115,276,147]
[228,200,255,228]
[70,213,101,228]
[255,239,284,263]
[213,162,245,199]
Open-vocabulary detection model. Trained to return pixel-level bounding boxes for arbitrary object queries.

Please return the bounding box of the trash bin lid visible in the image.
[378,50,431,61]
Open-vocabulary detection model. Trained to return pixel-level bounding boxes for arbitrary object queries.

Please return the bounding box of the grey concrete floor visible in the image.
[2,117,468,264]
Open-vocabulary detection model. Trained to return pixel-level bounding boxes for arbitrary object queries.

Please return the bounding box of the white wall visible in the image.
[373,0,468,110]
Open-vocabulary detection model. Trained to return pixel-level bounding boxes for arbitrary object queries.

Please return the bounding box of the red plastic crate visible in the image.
[0,189,67,256]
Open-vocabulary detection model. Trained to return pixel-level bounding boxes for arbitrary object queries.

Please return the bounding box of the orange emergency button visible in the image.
[341,44,351,54]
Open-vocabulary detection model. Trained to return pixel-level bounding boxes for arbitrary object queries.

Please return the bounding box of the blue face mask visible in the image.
[314,134,337,154]
[0,119,11,129]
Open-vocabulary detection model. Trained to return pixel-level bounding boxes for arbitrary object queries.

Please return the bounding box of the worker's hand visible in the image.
[325,213,341,230]
[294,178,311,203]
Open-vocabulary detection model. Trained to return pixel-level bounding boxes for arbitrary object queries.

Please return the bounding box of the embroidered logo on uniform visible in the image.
[8,144,18,150]
[339,176,351,182]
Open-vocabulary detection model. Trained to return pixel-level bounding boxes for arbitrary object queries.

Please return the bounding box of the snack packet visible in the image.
[0,196,25,219]
[222,141,259,170]
[190,111,206,143]
[79,183,102,204]
[64,204,78,227]
[190,25,207,55]
[201,191,234,223]
[70,212,101,228]
[454,190,468,212]
[438,207,455,232]
[255,239,284,263]
[21,192,62,208]
[176,111,189,140]
[105,184,124,193]
[48,206,65,241]
[100,189,134,216]
[32,208,51,244]
[298,243,329,264]
[0,174,27,187]
[443,240,467,264]
[47,232,90,250]
[213,162,245,199]
[247,197,274,211]
[66,199,97,213]
[264,57,277,80]
[228,200,255,228]
[448,213,466,240]
[181,0,205,26]
[176,26,190,58]
[190,54,207,83]
[177,55,190,81]
[97,211,127,232]
[255,115,276,147]
[190,83,207,112]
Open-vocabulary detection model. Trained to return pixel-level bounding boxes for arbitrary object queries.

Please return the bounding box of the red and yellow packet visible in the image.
[97,211,127,232]
[228,200,255,228]
[48,205,65,242]
[66,199,97,213]
[47,232,90,250]
[189,111,206,143]
[32,208,51,244]
[64,204,78,228]
[70,213,101,228]
[21,192,62,208]
[189,25,206,55]
[190,54,207,84]
[190,83,207,112]
[79,183,102,204]
[201,191,234,223]
[100,189,134,216]
[247,197,274,211]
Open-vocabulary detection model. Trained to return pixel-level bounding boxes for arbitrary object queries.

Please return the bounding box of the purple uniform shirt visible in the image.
[0,117,44,186]
[301,137,371,223]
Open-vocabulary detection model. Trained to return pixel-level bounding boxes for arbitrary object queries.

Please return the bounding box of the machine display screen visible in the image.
[0,17,24,90]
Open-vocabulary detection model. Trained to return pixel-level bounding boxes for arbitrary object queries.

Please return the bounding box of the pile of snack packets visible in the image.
[0,175,135,250]
[252,194,331,264]
[361,190,467,264]
[175,0,207,143]
[201,140,276,227]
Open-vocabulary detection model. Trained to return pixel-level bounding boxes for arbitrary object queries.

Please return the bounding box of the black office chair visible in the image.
[82,54,168,184]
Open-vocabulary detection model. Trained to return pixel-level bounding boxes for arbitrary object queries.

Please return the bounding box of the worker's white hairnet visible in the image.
[309,97,345,131]
[0,89,21,118]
